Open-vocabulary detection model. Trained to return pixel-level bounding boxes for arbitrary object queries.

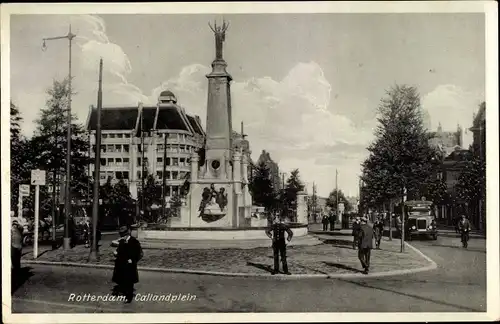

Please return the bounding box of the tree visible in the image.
[136,174,163,223]
[360,85,437,211]
[455,155,486,207]
[28,78,92,217]
[326,189,352,213]
[284,169,305,215]
[249,161,277,211]
[10,101,28,211]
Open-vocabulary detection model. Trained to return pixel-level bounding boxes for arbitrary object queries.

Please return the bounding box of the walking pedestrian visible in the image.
[458,214,471,248]
[112,225,143,303]
[357,217,374,274]
[395,215,402,238]
[352,217,361,249]
[321,214,329,231]
[11,219,23,272]
[373,217,384,249]
[265,213,293,275]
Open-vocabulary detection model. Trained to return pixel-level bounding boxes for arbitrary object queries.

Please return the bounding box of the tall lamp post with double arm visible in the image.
[42,24,76,250]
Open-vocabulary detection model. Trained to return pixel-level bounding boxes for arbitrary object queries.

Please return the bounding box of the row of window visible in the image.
[98,157,190,167]
[99,133,191,141]
[92,144,196,154]
[96,171,189,181]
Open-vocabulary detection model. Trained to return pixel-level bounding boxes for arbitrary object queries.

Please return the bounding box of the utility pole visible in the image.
[335,169,339,223]
[401,186,407,253]
[90,58,103,261]
[42,24,76,250]
[141,109,145,218]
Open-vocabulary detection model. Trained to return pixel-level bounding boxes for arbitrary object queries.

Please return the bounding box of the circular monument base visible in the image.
[138,223,308,240]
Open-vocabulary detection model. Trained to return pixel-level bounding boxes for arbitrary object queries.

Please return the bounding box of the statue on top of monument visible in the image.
[208,19,229,60]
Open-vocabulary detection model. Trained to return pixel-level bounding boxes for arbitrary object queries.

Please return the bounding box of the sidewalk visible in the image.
[22,233,434,277]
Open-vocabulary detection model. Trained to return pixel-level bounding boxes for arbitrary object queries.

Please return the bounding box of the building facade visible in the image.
[86,91,205,200]
[428,123,463,157]
[256,150,281,192]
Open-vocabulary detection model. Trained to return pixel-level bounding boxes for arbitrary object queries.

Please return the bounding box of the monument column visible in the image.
[233,150,242,193]
[205,20,233,181]
[190,152,199,182]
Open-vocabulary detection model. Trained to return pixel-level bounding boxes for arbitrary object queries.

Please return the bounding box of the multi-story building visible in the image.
[86,90,205,199]
[470,102,486,160]
[256,150,281,192]
[428,123,463,157]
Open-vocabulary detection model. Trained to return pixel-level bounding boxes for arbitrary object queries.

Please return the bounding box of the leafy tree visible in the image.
[360,85,437,210]
[455,155,486,206]
[28,78,91,217]
[10,101,28,211]
[284,169,305,214]
[249,161,277,211]
[326,189,352,213]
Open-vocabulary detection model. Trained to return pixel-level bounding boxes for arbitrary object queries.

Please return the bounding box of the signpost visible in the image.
[31,169,46,259]
[18,184,30,219]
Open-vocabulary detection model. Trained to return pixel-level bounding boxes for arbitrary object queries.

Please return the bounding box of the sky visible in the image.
[9,13,485,197]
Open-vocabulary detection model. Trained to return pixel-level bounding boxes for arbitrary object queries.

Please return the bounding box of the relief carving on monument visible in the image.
[198,184,228,222]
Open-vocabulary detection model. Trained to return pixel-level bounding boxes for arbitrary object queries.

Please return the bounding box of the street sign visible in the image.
[338,202,345,213]
[19,184,30,197]
[31,169,46,186]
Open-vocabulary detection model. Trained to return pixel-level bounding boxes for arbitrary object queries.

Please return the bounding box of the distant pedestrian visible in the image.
[358,217,374,274]
[329,213,336,231]
[11,219,23,272]
[373,217,384,249]
[352,217,361,249]
[395,215,402,238]
[321,214,329,231]
[265,213,293,275]
[112,225,143,303]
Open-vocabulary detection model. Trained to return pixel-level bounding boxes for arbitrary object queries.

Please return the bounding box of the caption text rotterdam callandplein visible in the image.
[68,293,197,303]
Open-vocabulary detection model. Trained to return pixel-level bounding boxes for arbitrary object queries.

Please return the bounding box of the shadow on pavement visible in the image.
[428,244,486,254]
[246,261,274,273]
[338,278,482,312]
[323,262,363,273]
[310,231,353,237]
[319,238,355,250]
[11,266,34,295]
[22,248,54,258]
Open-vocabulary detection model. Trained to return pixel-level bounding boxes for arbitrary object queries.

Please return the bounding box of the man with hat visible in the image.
[373,216,384,249]
[11,219,24,272]
[112,225,143,303]
[265,212,294,275]
[351,216,361,250]
[357,217,374,274]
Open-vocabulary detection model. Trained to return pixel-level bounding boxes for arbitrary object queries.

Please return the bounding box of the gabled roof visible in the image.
[156,106,189,131]
[187,115,204,135]
[136,107,157,136]
[87,106,138,131]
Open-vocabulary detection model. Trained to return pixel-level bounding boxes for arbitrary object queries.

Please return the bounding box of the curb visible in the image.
[22,242,438,280]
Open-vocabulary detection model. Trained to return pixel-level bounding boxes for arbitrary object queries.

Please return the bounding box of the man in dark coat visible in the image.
[329,213,336,231]
[11,219,23,272]
[373,217,384,249]
[358,217,374,274]
[112,225,143,303]
[265,213,293,275]
[321,214,329,231]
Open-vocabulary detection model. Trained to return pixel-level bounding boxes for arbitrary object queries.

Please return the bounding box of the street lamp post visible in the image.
[42,24,76,250]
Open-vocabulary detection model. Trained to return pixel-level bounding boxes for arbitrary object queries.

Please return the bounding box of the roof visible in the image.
[136,106,157,136]
[87,107,138,131]
[160,90,175,97]
[187,115,203,135]
[156,106,189,131]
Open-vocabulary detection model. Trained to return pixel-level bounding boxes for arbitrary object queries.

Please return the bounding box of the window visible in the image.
[157,144,164,152]
[102,134,108,139]
[123,171,129,180]
[144,158,149,166]
[123,145,129,153]
[180,158,185,166]
[172,158,179,166]
[124,133,130,138]
[157,157,163,165]
[100,145,106,152]
[116,158,122,166]
[166,171,171,180]
[99,172,106,180]
[117,134,123,138]
[108,158,115,166]
[137,171,142,179]
[100,158,106,166]
[116,171,123,179]
[107,145,114,152]
[157,171,163,179]
[109,133,116,138]
[166,158,171,166]
[172,171,178,180]
[137,158,142,166]
[137,144,142,153]
[123,158,129,166]
[115,144,121,152]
